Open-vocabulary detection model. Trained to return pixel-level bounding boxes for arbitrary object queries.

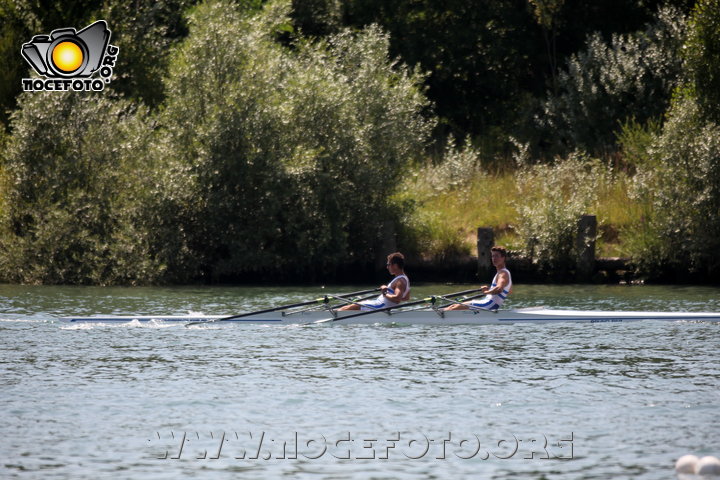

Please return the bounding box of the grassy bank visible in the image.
[396,158,648,261]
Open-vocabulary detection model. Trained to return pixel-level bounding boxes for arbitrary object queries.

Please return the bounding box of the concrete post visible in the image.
[375,220,397,271]
[576,215,597,281]
[477,227,494,278]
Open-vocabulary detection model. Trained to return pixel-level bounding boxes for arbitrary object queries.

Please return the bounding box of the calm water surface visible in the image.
[1,283,719,479]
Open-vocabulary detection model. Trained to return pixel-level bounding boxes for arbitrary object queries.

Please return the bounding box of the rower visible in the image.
[445,246,512,311]
[338,252,410,310]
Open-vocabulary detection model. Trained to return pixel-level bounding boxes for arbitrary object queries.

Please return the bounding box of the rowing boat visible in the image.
[59,307,720,325]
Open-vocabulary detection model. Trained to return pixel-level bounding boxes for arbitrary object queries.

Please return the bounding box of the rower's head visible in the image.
[386,252,405,274]
[490,246,507,268]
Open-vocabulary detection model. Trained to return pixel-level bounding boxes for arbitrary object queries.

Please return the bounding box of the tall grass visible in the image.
[397,149,647,261]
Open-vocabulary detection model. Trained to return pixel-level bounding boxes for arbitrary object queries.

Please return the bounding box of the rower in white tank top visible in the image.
[360,274,411,310]
[443,246,512,312]
[337,252,410,311]
[469,268,511,311]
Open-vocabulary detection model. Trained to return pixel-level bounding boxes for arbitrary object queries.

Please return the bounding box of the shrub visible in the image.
[627,93,720,280]
[0,92,158,284]
[514,153,607,276]
[149,0,433,281]
[538,6,687,156]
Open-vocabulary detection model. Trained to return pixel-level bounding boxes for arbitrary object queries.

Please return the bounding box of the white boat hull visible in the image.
[59,307,720,325]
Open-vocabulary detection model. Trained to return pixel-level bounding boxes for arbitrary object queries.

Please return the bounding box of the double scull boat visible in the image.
[60,307,720,325]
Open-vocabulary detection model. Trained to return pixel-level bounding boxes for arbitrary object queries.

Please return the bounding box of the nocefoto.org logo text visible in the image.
[21,20,119,92]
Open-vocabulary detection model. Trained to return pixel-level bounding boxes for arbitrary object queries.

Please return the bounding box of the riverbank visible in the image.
[395,161,640,263]
[393,155,720,284]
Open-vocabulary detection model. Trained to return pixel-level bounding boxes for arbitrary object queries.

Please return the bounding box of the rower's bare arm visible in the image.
[485,273,509,296]
[383,278,407,303]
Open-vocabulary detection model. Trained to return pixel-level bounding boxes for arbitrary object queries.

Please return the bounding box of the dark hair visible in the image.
[387,252,405,269]
[490,246,507,258]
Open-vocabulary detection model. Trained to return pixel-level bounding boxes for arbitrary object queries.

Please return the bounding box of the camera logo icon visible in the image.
[21,20,119,92]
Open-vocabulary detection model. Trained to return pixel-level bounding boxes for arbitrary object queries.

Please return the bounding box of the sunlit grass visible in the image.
[399,165,649,259]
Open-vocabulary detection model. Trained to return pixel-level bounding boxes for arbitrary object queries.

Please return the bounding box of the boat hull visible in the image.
[59,307,720,325]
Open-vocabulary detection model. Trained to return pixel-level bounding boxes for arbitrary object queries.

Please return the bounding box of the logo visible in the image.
[21,20,119,92]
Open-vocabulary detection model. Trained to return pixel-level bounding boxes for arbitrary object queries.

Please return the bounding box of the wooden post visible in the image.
[576,215,597,281]
[375,220,397,271]
[477,227,494,278]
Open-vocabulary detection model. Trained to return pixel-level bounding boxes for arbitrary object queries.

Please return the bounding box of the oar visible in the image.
[185,287,380,327]
[323,293,378,309]
[433,292,489,309]
[284,292,379,315]
[311,288,484,325]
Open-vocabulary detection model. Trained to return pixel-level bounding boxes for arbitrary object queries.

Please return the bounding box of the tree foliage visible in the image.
[626,1,720,281]
[0,0,718,284]
[628,94,720,281]
[684,0,720,123]
[137,0,432,282]
[538,6,687,156]
[100,0,199,107]
[0,0,433,284]
[0,92,157,284]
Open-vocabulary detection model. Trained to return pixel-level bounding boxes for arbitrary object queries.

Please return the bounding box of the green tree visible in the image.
[0,92,158,284]
[684,0,720,123]
[148,0,433,282]
[628,94,720,280]
[538,6,687,157]
[100,0,200,107]
[290,0,341,37]
[342,0,683,151]
[627,1,720,281]
[342,0,542,143]
[528,0,565,93]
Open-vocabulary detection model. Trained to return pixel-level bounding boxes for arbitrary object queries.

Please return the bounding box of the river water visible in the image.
[1,283,719,479]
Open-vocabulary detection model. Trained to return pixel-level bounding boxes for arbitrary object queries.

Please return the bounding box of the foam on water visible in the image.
[0,317,47,323]
[59,318,181,330]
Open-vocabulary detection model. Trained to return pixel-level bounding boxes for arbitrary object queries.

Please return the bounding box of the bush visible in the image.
[514,153,608,276]
[627,93,720,280]
[538,6,687,156]
[148,0,433,281]
[0,92,158,284]
[615,116,662,170]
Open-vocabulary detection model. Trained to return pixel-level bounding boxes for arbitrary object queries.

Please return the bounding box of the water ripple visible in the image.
[1,284,719,479]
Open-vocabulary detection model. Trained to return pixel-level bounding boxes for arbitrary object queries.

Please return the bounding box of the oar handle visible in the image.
[323,293,380,308]
[435,292,488,306]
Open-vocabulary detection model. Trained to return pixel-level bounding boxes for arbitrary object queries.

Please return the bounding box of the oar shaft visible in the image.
[313,288,484,324]
[434,292,487,306]
[186,287,380,326]
[313,297,436,324]
[432,293,496,312]
[323,293,375,308]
